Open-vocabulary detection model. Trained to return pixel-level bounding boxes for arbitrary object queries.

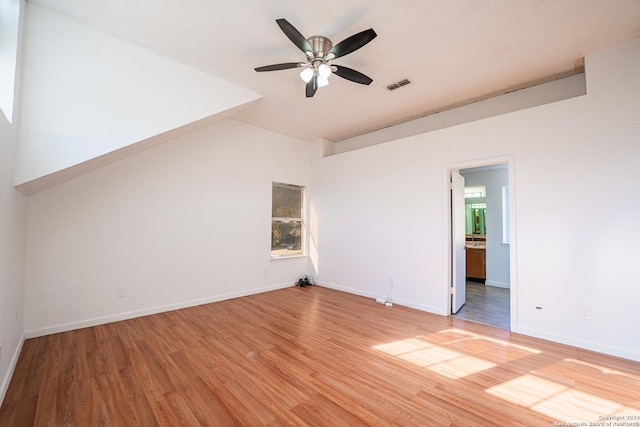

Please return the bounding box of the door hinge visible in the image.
[450,287,454,294]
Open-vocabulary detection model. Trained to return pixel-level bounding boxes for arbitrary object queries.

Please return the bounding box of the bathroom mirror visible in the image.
[465,201,486,235]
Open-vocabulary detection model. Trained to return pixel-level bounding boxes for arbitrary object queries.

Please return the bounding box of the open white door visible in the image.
[451,170,466,313]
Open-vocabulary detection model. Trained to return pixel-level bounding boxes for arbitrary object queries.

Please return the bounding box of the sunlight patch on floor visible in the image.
[398,345,461,367]
[486,374,567,406]
[486,374,633,422]
[373,329,640,422]
[373,337,436,356]
[563,358,640,380]
[428,354,498,379]
[372,328,539,379]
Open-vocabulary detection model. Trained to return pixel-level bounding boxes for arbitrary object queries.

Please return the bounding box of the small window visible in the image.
[0,0,21,123]
[502,186,510,244]
[271,182,304,258]
[464,185,486,199]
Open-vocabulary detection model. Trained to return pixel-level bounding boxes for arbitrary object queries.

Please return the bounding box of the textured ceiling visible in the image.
[28,0,640,142]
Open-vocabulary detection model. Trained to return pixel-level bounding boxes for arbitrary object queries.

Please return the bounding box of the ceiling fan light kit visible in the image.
[255,18,377,98]
[299,67,314,83]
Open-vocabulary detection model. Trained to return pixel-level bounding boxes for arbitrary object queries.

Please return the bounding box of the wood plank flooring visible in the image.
[454,281,510,329]
[2,286,639,426]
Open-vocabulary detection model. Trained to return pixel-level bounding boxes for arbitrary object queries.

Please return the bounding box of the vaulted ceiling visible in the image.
[28,0,640,142]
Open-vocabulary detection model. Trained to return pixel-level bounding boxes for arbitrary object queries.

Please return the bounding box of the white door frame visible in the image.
[443,155,518,329]
[451,170,466,313]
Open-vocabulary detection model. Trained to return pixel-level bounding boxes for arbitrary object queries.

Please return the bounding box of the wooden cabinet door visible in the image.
[466,248,486,280]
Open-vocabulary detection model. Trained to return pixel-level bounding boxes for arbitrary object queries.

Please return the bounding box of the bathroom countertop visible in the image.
[465,243,486,249]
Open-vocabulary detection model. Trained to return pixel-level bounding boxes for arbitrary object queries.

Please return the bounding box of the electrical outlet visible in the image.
[579,306,592,321]
[117,286,127,298]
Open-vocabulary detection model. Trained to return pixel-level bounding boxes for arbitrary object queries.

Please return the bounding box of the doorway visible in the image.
[448,159,515,330]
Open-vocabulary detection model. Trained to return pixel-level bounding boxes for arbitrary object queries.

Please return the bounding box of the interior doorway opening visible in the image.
[448,159,515,330]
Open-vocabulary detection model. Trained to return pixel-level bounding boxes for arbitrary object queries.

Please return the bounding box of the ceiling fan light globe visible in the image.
[318,64,332,79]
[300,68,314,83]
[318,76,329,87]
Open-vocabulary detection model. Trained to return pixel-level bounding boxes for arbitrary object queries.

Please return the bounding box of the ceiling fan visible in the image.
[255,19,377,98]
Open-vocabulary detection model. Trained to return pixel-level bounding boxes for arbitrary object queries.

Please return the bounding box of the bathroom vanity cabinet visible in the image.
[466,248,486,280]
[465,234,486,281]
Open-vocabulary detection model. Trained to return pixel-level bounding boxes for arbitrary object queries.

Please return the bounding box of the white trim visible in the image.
[507,158,518,329]
[317,281,448,316]
[443,155,517,330]
[24,283,292,339]
[485,281,510,288]
[270,254,308,262]
[512,325,640,363]
[0,334,25,406]
[443,166,453,317]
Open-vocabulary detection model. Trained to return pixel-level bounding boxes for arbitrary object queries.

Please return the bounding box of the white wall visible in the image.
[14,3,260,188]
[310,38,640,361]
[0,80,26,408]
[0,0,26,404]
[24,119,312,336]
[461,167,510,287]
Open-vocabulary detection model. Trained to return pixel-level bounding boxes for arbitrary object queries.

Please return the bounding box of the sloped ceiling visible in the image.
[15,3,261,194]
[28,0,640,143]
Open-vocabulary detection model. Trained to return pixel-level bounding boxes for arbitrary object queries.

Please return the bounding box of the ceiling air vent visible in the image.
[386,78,412,91]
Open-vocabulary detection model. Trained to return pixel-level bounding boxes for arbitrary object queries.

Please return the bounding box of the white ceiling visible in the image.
[29,0,640,143]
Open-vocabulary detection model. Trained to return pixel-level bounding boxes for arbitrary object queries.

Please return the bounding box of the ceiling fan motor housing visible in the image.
[307,35,332,58]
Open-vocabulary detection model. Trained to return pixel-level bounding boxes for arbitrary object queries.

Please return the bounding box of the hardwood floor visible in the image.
[2,286,639,426]
[454,281,510,329]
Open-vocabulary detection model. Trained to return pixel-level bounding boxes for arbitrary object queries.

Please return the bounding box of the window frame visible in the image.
[502,185,510,245]
[270,182,306,260]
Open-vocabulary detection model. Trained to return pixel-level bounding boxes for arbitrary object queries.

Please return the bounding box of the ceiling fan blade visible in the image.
[327,28,377,59]
[255,62,302,72]
[333,65,373,85]
[276,18,313,55]
[306,76,317,98]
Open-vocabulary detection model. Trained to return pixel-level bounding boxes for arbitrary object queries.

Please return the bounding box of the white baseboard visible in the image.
[0,334,25,407]
[316,281,447,316]
[317,282,639,363]
[512,325,640,363]
[25,282,292,339]
[485,280,510,288]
